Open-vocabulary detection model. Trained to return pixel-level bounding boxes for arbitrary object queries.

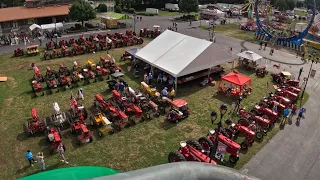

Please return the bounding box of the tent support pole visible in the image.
[175,78,178,93]
[151,66,154,75]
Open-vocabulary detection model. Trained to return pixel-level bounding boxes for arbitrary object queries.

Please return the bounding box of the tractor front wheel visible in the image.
[24,122,31,137]
[238,119,250,127]
[240,142,248,149]
[255,131,263,139]
[168,151,186,163]
[229,155,239,163]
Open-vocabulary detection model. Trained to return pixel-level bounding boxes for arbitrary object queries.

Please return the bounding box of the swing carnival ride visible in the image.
[254,0,316,49]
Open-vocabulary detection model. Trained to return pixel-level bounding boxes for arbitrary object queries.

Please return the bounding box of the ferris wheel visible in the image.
[254,0,316,43]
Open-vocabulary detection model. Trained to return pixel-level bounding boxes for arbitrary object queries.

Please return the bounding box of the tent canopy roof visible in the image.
[40,23,63,30]
[29,24,41,31]
[135,30,234,77]
[221,72,251,86]
[101,12,132,20]
[236,50,262,62]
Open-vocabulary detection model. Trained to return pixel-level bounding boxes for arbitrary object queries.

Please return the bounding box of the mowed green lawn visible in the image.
[0,41,308,179]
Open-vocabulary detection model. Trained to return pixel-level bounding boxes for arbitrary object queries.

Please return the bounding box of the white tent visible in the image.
[29,24,41,31]
[41,22,63,30]
[135,30,234,78]
[236,50,262,61]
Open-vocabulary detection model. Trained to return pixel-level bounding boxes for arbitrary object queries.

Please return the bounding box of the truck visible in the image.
[165,3,179,12]
[146,8,159,14]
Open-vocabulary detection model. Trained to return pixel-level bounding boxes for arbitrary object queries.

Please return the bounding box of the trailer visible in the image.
[165,3,179,12]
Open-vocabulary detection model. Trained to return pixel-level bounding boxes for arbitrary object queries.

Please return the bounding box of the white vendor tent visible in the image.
[41,22,63,30]
[237,50,262,61]
[29,24,41,31]
[135,30,234,89]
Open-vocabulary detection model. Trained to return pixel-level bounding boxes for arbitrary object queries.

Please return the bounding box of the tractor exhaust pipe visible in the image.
[91,162,260,180]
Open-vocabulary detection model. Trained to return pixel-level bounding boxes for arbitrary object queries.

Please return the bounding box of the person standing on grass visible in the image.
[229,101,236,115]
[36,152,45,171]
[234,96,242,114]
[157,73,163,84]
[26,150,37,166]
[58,143,69,164]
[298,67,303,80]
[169,87,175,100]
[148,72,153,85]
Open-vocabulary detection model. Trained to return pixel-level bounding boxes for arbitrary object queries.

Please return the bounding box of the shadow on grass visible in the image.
[16,162,63,178]
[158,118,178,130]
[16,131,44,141]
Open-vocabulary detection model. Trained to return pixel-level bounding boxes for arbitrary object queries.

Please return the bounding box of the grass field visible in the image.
[200,24,257,43]
[0,40,309,179]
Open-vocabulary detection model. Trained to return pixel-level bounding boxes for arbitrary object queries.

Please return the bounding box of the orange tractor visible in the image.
[31,80,44,96]
[24,108,47,136]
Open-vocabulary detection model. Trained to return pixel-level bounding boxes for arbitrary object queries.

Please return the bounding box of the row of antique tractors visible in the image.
[93,81,190,133]
[24,96,94,153]
[43,31,144,60]
[167,73,300,164]
[31,56,122,96]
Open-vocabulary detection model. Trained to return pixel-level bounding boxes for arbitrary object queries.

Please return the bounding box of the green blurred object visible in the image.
[19,166,118,180]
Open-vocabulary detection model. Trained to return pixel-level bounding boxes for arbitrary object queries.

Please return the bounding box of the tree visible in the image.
[179,0,199,14]
[114,6,122,13]
[296,1,304,8]
[274,0,288,11]
[304,0,320,10]
[69,0,96,27]
[96,3,108,12]
[285,0,296,10]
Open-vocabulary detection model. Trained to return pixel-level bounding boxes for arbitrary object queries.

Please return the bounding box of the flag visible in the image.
[266,81,269,92]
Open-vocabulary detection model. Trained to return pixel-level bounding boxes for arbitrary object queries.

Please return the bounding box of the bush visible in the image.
[75,24,82,30]
[96,4,108,12]
[114,6,122,13]
[128,8,135,13]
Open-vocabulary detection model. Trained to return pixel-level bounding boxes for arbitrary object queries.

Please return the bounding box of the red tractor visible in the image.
[69,38,76,45]
[58,75,72,89]
[97,33,106,40]
[46,41,57,50]
[24,108,47,136]
[46,126,63,154]
[32,64,45,83]
[58,64,71,76]
[82,68,96,83]
[285,86,300,94]
[276,89,298,103]
[99,56,122,73]
[14,48,24,57]
[59,39,69,48]
[250,105,278,125]
[98,39,112,51]
[72,43,85,55]
[45,67,58,79]
[132,36,144,44]
[123,36,135,46]
[239,108,271,132]
[88,63,109,79]
[43,50,50,60]
[84,41,98,52]
[167,99,190,123]
[285,80,299,88]
[94,94,129,130]
[261,97,287,114]
[198,129,240,163]
[125,30,136,37]
[168,140,217,164]
[61,45,72,57]
[31,80,44,96]
[140,28,149,37]
[272,95,291,107]
[255,66,268,77]
[111,37,123,48]
[112,90,143,124]
[50,49,61,59]
[68,96,92,144]
[77,35,86,45]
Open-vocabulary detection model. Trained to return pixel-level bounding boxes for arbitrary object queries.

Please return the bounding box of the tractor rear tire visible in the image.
[229,155,239,163]
[168,151,186,163]
[223,128,234,139]
[198,136,214,156]
[186,140,203,151]
[88,137,93,143]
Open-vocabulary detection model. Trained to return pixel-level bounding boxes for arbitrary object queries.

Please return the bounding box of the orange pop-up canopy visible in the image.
[218,72,251,96]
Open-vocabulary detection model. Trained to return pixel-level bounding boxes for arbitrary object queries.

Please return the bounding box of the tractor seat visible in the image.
[121,97,127,101]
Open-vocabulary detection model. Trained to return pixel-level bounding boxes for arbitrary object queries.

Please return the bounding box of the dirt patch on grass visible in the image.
[178,122,204,139]
[6,77,18,89]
